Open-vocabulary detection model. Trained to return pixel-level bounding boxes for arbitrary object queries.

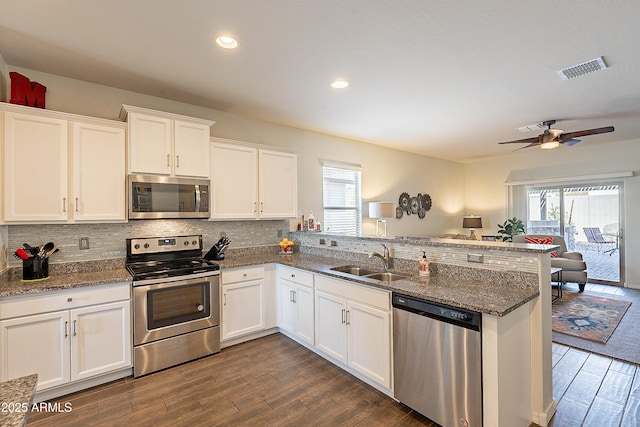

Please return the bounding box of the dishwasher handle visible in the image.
[392,292,481,331]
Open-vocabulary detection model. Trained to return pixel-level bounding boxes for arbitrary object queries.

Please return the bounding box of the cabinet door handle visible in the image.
[223,293,227,306]
[64,321,69,338]
[260,202,264,213]
[73,320,77,336]
[253,202,257,213]
[167,154,170,167]
[289,290,294,302]
[63,197,67,213]
[291,274,295,278]
[176,155,180,168]
[346,310,350,325]
[341,309,346,324]
[292,290,297,303]
[75,197,79,212]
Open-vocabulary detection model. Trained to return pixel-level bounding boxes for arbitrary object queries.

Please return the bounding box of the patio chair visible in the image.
[583,227,616,254]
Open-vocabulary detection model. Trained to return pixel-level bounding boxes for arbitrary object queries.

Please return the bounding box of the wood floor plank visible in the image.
[549,396,589,427]
[620,396,640,426]
[562,370,605,405]
[581,352,613,376]
[597,369,634,405]
[581,396,624,427]
[553,347,590,378]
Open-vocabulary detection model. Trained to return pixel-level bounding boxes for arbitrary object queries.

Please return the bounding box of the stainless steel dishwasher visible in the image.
[393,292,482,427]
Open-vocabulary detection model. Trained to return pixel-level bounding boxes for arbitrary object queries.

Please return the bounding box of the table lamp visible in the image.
[369,202,395,237]
[462,216,483,240]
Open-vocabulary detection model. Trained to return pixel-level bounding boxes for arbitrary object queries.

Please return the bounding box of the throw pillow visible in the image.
[524,236,557,257]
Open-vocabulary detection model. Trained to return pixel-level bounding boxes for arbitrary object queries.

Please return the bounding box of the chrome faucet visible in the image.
[368,244,391,271]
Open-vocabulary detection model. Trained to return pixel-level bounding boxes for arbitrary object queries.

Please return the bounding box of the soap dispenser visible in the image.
[419,251,430,277]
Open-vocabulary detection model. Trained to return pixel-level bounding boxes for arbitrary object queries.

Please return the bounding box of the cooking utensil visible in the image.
[14,248,31,260]
[38,242,55,259]
[23,243,39,256]
[44,245,59,259]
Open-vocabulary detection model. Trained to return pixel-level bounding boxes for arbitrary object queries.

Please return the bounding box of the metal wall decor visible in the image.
[397,192,432,219]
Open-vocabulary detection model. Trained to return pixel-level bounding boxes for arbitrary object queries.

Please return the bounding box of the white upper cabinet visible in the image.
[210,137,298,220]
[258,149,298,219]
[121,105,214,178]
[210,142,257,219]
[71,122,126,222]
[3,111,69,222]
[2,104,127,223]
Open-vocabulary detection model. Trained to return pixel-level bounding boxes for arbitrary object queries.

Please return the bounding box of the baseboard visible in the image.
[33,367,132,403]
[531,398,557,427]
[220,327,279,348]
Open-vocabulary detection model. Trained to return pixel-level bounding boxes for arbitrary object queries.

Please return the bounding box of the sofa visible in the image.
[512,234,588,292]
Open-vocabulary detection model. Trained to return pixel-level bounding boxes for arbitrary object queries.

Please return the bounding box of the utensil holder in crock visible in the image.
[22,257,50,281]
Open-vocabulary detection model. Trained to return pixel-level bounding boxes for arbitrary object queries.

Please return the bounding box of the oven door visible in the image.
[133,274,220,346]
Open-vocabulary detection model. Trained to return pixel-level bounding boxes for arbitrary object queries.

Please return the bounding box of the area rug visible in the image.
[552,292,631,344]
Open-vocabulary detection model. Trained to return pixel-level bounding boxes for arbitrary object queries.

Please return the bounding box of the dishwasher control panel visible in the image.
[392,293,481,330]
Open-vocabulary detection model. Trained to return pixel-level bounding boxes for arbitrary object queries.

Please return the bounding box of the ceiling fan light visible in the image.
[540,140,560,150]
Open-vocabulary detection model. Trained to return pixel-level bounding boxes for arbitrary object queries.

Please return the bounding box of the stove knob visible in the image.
[184,241,189,246]
[192,240,197,246]
[144,243,149,249]
[134,244,140,250]
[197,304,204,312]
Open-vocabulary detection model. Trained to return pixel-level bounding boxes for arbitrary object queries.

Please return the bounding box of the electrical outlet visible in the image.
[79,237,90,250]
[467,253,484,263]
[331,240,337,247]
[320,239,326,245]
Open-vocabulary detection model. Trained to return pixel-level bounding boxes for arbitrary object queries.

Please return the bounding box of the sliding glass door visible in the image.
[527,184,623,286]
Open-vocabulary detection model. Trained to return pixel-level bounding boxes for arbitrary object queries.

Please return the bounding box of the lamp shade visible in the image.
[462,216,483,229]
[369,202,395,219]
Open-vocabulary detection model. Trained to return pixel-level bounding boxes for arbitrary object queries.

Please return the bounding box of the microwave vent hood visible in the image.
[128,175,210,219]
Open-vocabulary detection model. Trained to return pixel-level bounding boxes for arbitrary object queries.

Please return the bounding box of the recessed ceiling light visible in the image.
[331,80,349,89]
[216,36,238,49]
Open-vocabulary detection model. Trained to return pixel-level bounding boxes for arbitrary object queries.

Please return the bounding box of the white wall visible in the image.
[2,66,465,239]
[465,140,640,288]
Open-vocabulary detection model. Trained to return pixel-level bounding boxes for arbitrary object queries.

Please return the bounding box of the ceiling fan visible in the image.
[499,120,615,150]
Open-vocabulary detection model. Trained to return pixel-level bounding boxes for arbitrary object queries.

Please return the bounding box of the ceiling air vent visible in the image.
[557,56,607,80]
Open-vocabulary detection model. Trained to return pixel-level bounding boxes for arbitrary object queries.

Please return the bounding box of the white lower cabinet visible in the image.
[314,275,391,389]
[221,266,265,341]
[277,265,314,346]
[0,283,131,393]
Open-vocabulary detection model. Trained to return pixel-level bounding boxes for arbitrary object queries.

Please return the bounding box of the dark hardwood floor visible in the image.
[27,317,640,426]
[27,333,435,426]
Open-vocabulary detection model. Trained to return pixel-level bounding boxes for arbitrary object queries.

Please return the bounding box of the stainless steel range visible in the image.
[126,235,221,377]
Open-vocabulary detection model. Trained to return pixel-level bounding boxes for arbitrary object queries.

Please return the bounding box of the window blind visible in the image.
[322,166,362,234]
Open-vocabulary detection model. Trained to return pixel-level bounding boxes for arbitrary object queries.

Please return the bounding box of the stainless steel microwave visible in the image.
[128,175,210,219]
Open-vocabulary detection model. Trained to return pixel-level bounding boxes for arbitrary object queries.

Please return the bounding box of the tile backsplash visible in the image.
[6,219,289,267]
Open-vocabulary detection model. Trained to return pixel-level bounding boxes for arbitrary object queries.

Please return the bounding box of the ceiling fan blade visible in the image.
[560,126,614,140]
[499,136,540,145]
[512,142,542,151]
[561,139,581,147]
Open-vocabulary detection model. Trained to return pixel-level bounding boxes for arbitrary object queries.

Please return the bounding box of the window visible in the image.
[322,166,361,234]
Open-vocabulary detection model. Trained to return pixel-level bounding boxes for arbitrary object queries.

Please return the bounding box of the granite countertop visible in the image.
[217,253,539,317]
[0,374,38,427]
[1,252,538,317]
[0,268,132,299]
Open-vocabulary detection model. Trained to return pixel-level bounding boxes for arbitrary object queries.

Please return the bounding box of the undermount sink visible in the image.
[363,272,408,282]
[329,265,379,276]
[329,265,408,282]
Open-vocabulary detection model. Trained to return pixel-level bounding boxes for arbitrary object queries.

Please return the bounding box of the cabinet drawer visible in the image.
[0,282,131,320]
[221,266,265,284]
[277,265,314,288]
[315,275,390,311]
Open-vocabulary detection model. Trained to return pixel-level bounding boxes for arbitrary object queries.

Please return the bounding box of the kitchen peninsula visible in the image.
[0,234,556,426]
